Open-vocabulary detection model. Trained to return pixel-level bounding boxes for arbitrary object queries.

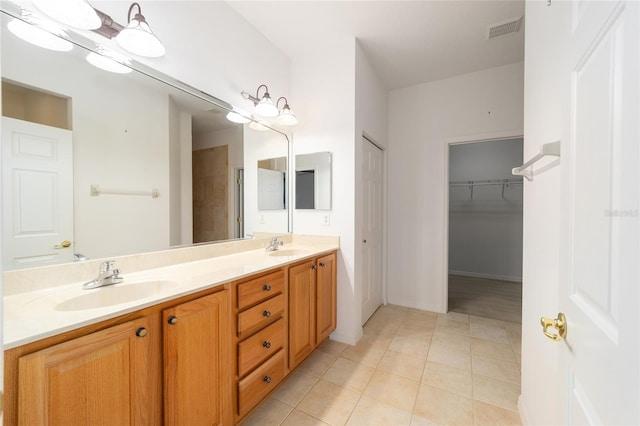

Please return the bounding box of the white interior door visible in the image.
[257,168,285,210]
[2,117,74,268]
[361,137,383,325]
[556,1,639,424]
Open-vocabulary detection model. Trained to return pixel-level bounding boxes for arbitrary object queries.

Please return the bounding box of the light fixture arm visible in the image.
[126,2,146,24]
[242,84,271,105]
[276,97,290,110]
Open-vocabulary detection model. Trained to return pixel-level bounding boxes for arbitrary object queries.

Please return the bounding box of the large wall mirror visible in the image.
[295,152,332,210]
[0,8,290,270]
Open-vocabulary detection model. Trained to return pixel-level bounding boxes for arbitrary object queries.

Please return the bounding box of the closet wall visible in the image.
[449,138,523,282]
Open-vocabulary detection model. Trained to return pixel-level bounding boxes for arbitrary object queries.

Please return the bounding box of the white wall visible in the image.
[387,62,524,312]
[290,38,388,344]
[169,100,193,246]
[449,138,523,282]
[291,38,358,343]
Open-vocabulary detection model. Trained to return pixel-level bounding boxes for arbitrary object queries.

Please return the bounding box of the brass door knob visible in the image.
[136,327,148,338]
[540,312,567,341]
[168,316,178,325]
[54,240,72,249]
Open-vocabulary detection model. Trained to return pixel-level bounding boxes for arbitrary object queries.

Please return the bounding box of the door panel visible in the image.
[361,138,383,324]
[559,1,639,424]
[2,117,73,268]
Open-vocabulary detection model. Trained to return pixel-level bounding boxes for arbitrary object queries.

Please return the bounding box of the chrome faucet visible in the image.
[83,260,124,289]
[265,237,284,252]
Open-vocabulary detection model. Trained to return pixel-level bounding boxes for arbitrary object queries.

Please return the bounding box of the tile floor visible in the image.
[241,305,522,426]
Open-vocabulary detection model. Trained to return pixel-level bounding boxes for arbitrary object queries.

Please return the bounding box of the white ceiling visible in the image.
[227,0,525,90]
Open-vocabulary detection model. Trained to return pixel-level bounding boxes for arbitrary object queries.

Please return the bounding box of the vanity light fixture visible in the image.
[242,84,279,118]
[276,97,298,126]
[32,0,101,30]
[226,108,252,124]
[116,2,165,58]
[7,8,73,52]
[86,45,132,74]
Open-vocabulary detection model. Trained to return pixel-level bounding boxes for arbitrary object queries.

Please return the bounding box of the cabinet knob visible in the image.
[263,341,271,349]
[167,316,178,325]
[319,262,325,267]
[311,265,318,270]
[263,376,272,384]
[263,284,271,291]
[263,310,271,318]
[136,327,148,338]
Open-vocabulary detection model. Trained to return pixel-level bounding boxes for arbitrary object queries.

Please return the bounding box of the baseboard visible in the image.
[518,395,531,425]
[448,270,522,283]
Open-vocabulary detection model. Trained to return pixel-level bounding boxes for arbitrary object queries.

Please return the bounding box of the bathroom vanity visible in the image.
[3,236,338,425]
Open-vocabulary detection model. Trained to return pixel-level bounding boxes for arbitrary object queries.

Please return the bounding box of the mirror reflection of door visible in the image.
[295,170,315,209]
[1,82,74,268]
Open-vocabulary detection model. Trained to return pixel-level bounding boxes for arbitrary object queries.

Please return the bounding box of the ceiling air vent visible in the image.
[486,15,524,40]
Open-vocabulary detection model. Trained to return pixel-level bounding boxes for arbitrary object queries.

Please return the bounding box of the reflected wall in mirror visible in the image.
[0,10,289,270]
[295,152,332,210]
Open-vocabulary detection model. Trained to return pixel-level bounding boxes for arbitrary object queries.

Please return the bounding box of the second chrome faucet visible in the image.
[83,260,124,290]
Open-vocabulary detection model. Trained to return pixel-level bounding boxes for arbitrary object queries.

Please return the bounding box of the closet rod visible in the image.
[449,179,523,187]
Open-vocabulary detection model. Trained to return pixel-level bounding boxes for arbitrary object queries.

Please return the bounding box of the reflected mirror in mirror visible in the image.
[258,157,287,211]
[0,9,289,270]
[295,152,332,210]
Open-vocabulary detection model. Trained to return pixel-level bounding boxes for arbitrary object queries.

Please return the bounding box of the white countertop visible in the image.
[4,242,338,350]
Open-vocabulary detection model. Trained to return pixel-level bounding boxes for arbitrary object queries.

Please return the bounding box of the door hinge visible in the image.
[237,216,243,223]
[237,178,242,185]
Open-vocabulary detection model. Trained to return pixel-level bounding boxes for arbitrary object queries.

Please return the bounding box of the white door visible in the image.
[553,1,639,424]
[2,117,74,268]
[361,137,383,324]
[257,168,285,210]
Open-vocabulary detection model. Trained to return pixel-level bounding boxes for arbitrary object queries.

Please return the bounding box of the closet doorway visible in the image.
[447,138,523,323]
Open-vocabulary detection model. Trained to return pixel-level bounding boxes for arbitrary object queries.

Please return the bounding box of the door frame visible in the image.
[442,129,523,312]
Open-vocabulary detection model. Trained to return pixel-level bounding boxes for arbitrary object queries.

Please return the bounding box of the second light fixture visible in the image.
[241,84,297,126]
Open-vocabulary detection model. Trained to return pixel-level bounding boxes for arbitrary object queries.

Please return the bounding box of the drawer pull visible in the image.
[136,327,148,338]
[263,284,271,291]
[263,341,271,349]
[167,316,178,325]
[263,310,271,318]
[312,264,318,270]
[263,376,272,384]
[319,262,325,267]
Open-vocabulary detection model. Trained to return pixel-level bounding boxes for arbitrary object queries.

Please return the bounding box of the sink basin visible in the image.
[55,280,180,311]
[268,249,310,257]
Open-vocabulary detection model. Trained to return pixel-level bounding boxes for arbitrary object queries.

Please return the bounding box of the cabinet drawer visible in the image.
[238,293,285,338]
[238,350,286,418]
[237,270,284,310]
[238,318,285,378]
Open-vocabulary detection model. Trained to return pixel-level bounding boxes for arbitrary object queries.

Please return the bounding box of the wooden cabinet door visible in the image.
[288,260,316,369]
[316,252,337,344]
[17,318,158,426]
[163,291,230,426]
